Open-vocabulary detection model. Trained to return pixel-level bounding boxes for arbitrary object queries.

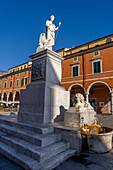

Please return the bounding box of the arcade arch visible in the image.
[68,84,85,106]
[14,91,20,101]
[8,92,13,101]
[87,81,111,113]
[3,92,7,101]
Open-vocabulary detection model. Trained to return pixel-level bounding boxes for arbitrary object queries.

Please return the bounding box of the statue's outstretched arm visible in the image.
[55,22,61,31]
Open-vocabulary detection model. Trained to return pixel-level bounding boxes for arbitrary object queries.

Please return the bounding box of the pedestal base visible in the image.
[18,49,70,124]
[18,82,69,123]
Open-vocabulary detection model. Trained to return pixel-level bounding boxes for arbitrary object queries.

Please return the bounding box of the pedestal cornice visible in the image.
[29,48,63,61]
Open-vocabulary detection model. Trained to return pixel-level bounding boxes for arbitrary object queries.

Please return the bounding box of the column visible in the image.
[6,96,9,107]
[110,91,113,114]
[85,92,89,102]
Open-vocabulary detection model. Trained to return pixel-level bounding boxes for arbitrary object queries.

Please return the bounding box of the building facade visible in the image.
[0,34,113,114]
[59,34,113,114]
[0,62,32,108]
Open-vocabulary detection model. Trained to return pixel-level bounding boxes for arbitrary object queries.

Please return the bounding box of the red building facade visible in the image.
[59,35,113,114]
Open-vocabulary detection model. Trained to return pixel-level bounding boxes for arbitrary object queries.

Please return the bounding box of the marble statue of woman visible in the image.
[36,15,61,52]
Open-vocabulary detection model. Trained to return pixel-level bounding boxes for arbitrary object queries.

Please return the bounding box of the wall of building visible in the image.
[61,35,113,114]
[0,62,32,108]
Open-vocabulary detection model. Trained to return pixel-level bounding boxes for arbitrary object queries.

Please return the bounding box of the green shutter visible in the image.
[25,78,27,85]
[73,66,78,77]
[10,80,12,87]
[94,50,99,56]
[93,61,101,73]
[73,56,77,61]
[22,78,24,86]
[17,79,19,86]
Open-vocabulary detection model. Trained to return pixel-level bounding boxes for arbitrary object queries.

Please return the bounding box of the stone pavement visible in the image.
[1,113,113,170]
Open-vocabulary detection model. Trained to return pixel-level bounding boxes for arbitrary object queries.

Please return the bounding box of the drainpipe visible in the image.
[82,54,86,97]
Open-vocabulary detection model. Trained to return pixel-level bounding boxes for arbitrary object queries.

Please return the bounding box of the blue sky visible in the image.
[0,0,113,71]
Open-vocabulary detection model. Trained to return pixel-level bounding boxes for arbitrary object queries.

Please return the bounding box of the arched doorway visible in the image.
[14,91,20,109]
[3,93,7,102]
[87,81,111,113]
[15,91,20,101]
[8,92,13,101]
[69,84,85,107]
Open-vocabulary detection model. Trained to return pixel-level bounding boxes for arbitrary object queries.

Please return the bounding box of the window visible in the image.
[79,49,83,52]
[21,66,23,70]
[72,65,79,77]
[25,71,27,74]
[106,37,112,43]
[11,75,13,78]
[16,79,19,86]
[22,78,24,86]
[21,77,27,86]
[25,77,27,85]
[73,56,78,62]
[18,68,19,71]
[4,81,7,88]
[24,65,26,69]
[93,61,101,74]
[17,73,19,76]
[10,80,12,87]
[0,82,1,89]
[94,44,100,57]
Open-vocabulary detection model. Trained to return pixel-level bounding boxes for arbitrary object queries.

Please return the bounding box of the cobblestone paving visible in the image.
[1,113,113,170]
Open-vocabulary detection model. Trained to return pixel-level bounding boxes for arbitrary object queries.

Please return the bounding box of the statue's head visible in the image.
[72,93,84,106]
[50,15,55,21]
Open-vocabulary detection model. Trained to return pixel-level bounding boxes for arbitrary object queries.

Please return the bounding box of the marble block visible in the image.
[18,49,70,123]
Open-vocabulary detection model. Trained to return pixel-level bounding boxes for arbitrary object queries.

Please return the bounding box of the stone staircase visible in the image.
[0,118,76,170]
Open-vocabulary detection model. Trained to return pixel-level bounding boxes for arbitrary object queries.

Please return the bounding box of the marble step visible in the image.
[0,118,54,135]
[0,141,76,170]
[41,148,76,170]
[0,141,41,170]
[0,131,69,162]
[0,123,61,147]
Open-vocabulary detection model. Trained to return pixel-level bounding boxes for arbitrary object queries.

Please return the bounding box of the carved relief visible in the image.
[32,59,46,81]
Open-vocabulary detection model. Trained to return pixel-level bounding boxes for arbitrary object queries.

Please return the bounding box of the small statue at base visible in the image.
[36,15,61,52]
[72,93,93,109]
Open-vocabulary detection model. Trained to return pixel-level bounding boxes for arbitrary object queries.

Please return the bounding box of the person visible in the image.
[36,15,61,52]
[45,15,61,49]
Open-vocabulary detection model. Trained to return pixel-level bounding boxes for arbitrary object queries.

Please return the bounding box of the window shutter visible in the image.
[22,78,24,86]
[73,66,78,77]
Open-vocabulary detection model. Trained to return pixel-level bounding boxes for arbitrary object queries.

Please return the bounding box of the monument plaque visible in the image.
[32,58,46,81]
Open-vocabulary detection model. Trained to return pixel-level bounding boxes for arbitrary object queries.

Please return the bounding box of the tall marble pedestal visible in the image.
[18,48,70,123]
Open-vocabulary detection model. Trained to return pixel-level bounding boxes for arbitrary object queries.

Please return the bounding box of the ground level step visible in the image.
[0,123,61,147]
[0,117,54,135]
[0,141,76,170]
[41,149,76,170]
[0,131,69,162]
[0,141,41,170]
